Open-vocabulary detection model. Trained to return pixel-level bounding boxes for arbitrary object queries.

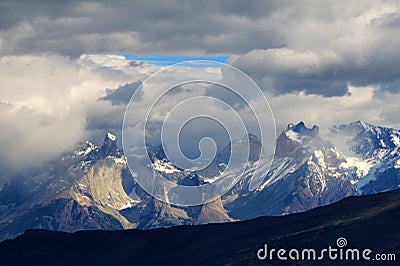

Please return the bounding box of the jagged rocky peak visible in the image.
[98,132,122,158]
[276,122,321,158]
[245,133,262,162]
[331,120,371,135]
[287,121,319,137]
[106,132,117,141]
[330,121,400,157]
[218,133,262,164]
[281,121,320,143]
[352,120,369,128]
[68,132,121,161]
[248,133,261,143]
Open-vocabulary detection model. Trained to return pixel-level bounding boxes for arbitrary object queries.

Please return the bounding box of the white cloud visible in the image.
[0,54,154,173]
[268,85,400,132]
[2,1,400,96]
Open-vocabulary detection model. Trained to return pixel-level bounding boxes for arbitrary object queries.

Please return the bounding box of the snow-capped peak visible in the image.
[279,122,321,149]
[330,121,400,159]
[106,133,116,141]
[74,141,98,157]
[97,133,122,159]
[283,122,319,140]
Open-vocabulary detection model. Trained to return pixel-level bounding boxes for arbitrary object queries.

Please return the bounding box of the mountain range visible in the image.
[0,121,399,241]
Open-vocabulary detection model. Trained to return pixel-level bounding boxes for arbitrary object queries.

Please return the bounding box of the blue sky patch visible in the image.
[122,54,229,66]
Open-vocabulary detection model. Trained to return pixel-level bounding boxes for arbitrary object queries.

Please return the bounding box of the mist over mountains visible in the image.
[0,120,399,242]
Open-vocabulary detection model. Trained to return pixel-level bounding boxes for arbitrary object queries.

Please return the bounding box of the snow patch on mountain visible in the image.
[313,150,325,167]
[341,157,373,179]
[152,159,180,174]
[119,202,135,210]
[392,134,400,147]
[257,157,295,190]
[74,141,98,157]
[395,159,400,169]
[285,130,301,143]
[106,133,116,141]
[112,156,127,165]
[354,163,381,191]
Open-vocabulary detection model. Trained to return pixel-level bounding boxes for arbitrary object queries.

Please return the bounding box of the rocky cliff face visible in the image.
[70,157,137,229]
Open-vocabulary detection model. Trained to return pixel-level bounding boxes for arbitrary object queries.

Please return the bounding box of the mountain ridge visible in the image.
[0,120,399,242]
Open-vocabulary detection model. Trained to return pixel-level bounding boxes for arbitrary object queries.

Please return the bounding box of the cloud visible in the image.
[99,81,142,105]
[1,1,400,96]
[230,48,348,96]
[0,0,283,56]
[0,54,153,175]
[1,0,400,176]
[267,85,400,132]
[228,1,400,95]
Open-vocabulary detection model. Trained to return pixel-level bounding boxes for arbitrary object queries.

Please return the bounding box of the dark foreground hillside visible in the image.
[1,189,399,266]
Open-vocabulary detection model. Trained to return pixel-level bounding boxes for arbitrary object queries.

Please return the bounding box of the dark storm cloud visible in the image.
[99,81,142,105]
[0,0,284,56]
[85,82,139,133]
[86,107,124,130]
[1,0,400,96]
[89,81,143,132]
